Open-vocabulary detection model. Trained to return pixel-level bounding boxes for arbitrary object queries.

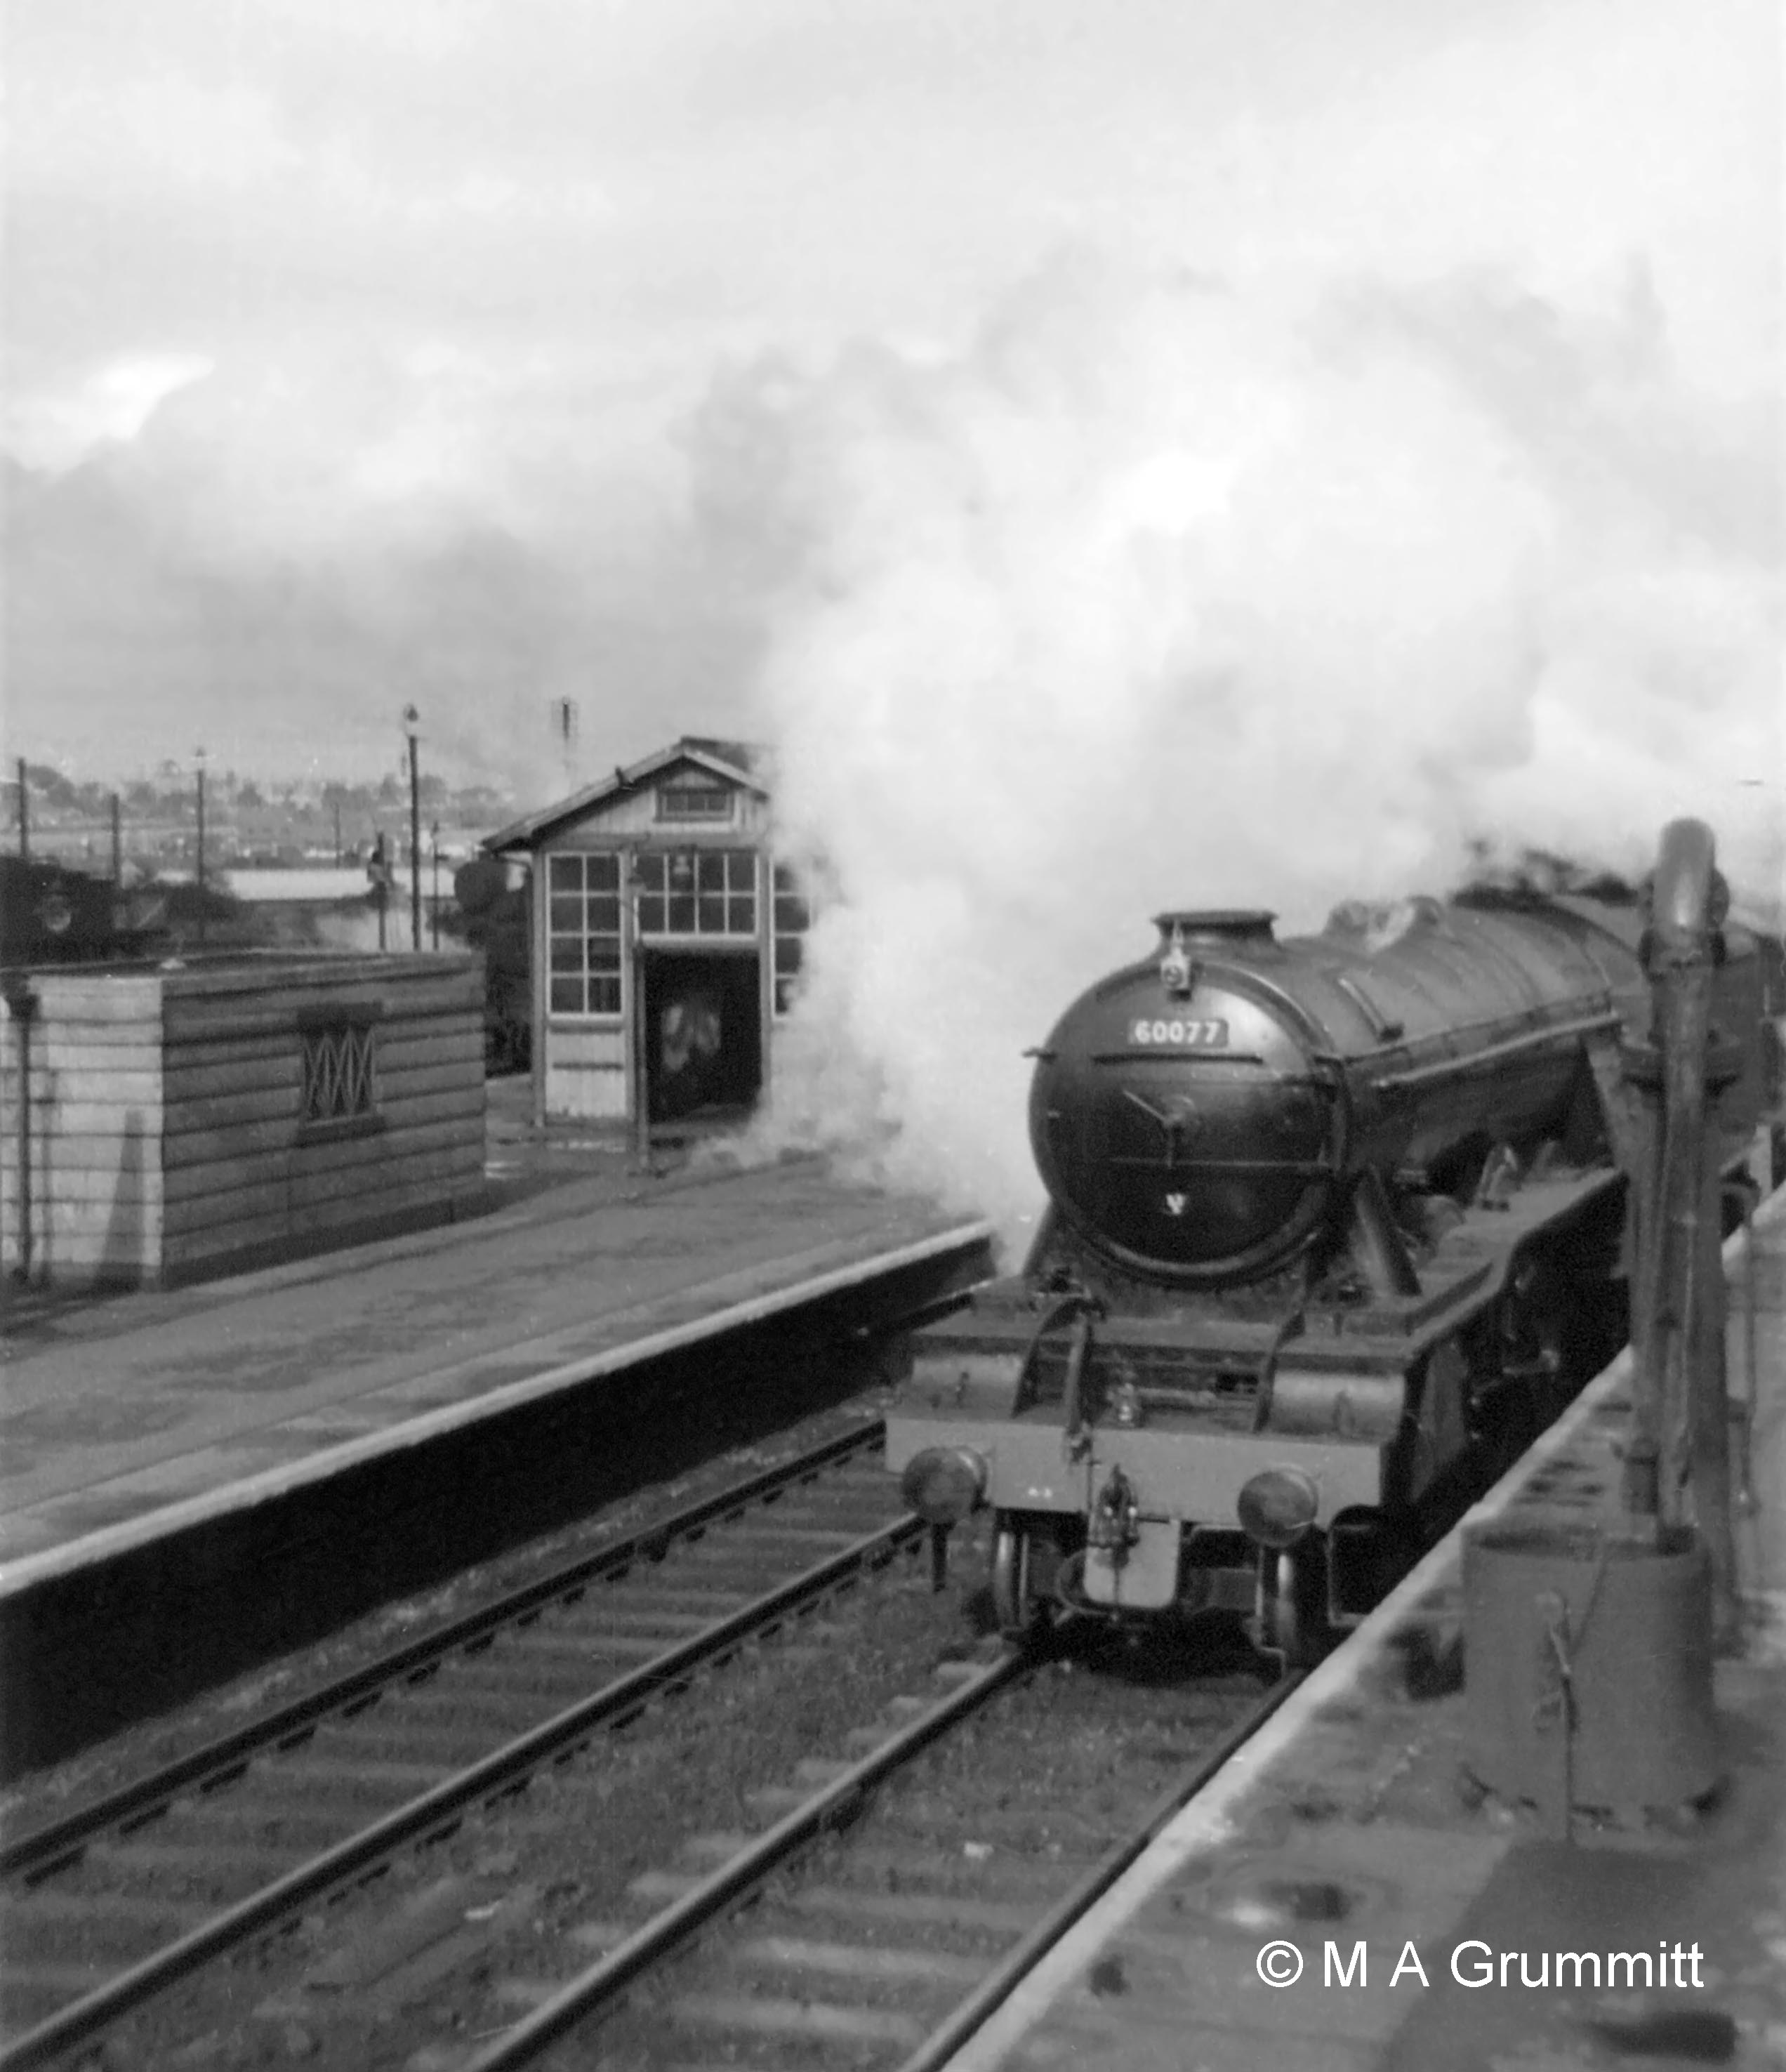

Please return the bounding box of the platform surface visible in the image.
[948,1185,1786,2072]
[0,1153,987,1592]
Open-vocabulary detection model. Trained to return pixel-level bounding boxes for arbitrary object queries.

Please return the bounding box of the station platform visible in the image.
[0,1150,990,1597]
[950,1183,1786,2072]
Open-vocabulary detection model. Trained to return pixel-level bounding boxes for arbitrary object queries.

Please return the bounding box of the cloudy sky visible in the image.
[3,0,1779,810]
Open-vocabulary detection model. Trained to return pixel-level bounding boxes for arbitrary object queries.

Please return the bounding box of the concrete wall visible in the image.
[1,953,486,1288]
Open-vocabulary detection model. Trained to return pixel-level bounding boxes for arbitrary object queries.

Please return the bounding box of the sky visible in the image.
[4,0,1778,799]
[7,0,1780,1221]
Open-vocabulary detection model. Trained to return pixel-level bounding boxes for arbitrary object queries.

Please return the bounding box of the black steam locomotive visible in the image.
[889,840,1782,1665]
[0,855,166,969]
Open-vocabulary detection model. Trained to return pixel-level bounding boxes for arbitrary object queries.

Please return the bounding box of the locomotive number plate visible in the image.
[1129,1017,1229,1048]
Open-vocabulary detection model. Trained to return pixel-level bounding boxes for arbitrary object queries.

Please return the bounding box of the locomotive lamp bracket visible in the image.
[1158,923,1196,998]
[1087,1463,1142,1559]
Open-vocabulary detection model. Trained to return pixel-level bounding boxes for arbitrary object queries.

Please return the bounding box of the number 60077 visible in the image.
[1129,1017,1229,1048]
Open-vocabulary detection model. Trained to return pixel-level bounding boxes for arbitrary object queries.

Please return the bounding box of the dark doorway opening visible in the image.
[642,950,762,1123]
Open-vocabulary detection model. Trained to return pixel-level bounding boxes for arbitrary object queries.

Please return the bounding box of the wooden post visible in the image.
[408,728,423,953]
[4,977,36,1285]
[628,858,651,1174]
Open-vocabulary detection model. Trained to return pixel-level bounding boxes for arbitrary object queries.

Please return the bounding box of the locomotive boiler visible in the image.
[887,852,1780,1666]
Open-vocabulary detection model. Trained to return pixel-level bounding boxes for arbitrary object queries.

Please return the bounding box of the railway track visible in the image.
[454,1643,1296,2072]
[0,1423,918,2069]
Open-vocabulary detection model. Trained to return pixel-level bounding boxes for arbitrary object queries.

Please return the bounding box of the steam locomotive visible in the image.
[0,855,167,968]
[888,852,1782,1666]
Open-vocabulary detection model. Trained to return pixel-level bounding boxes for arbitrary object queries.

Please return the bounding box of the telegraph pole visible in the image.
[194,747,208,950]
[402,705,422,952]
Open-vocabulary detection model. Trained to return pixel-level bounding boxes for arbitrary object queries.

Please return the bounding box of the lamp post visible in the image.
[402,706,422,952]
[194,747,208,950]
[430,821,441,950]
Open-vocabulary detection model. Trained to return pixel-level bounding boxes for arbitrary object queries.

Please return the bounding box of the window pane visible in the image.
[697,894,726,933]
[696,852,727,894]
[775,975,798,1014]
[775,936,804,976]
[589,939,621,972]
[668,893,696,932]
[727,851,756,892]
[549,976,584,1014]
[637,854,667,892]
[549,895,583,933]
[549,938,584,973]
[590,974,621,1014]
[587,895,619,933]
[638,894,666,933]
[774,894,810,933]
[586,852,620,890]
[658,785,731,819]
[727,894,756,934]
[548,854,583,891]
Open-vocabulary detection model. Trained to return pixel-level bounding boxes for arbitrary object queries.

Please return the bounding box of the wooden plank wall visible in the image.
[1,956,486,1287]
[159,956,486,1281]
[1,972,165,1285]
[542,1018,627,1121]
[559,782,770,840]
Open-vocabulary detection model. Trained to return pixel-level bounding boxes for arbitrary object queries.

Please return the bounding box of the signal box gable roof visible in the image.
[483,737,769,855]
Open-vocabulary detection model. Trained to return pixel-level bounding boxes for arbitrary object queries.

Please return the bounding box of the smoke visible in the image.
[699,251,1780,1236]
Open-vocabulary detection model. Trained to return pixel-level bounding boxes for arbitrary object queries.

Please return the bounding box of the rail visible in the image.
[0,1425,915,2071]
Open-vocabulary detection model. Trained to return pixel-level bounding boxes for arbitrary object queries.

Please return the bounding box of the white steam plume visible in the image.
[703,253,1780,1240]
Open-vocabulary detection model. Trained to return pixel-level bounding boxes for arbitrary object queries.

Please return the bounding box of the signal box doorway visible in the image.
[640,950,762,1123]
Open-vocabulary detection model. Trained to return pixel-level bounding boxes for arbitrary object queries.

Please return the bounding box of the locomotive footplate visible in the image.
[885,1253,1556,1635]
[887,1319,1404,1630]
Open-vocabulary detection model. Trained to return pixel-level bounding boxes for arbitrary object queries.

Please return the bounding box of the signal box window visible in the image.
[548,851,622,1017]
[637,850,756,937]
[773,863,810,1015]
[656,783,732,822]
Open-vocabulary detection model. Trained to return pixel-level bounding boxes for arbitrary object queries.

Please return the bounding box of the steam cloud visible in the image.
[706,253,1780,1238]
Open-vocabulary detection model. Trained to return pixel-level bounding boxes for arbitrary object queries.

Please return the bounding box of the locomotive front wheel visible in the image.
[1263,1537,1330,1672]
